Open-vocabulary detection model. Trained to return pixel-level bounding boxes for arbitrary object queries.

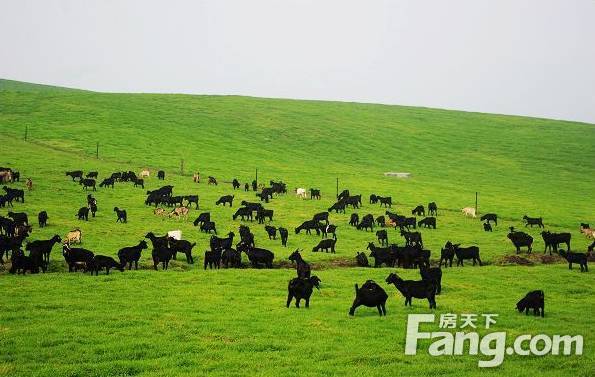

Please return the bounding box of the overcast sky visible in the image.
[1,0,594,123]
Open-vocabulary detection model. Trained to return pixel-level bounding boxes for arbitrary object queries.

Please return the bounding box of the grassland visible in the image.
[0,79,594,376]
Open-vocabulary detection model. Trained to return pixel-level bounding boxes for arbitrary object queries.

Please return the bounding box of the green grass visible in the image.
[0,79,594,376]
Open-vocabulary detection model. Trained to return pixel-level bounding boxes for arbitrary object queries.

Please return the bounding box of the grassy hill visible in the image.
[0,80,593,376]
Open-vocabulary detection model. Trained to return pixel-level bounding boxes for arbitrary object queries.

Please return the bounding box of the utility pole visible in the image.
[96,142,99,159]
[181,159,184,176]
[255,168,258,187]
[24,125,28,141]
[475,192,478,215]
[336,178,339,198]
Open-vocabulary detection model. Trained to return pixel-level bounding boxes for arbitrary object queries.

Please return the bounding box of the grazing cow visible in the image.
[480,213,498,225]
[295,220,321,235]
[157,170,165,180]
[99,178,115,188]
[516,290,545,317]
[507,227,533,254]
[169,206,190,221]
[265,225,277,240]
[200,221,217,234]
[312,238,336,253]
[355,252,369,267]
[89,255,124,275]
[418,217,436,229]
[79,178,96,191]
[523,215,544,228]
[38,211,48,228]
[377,196,392,208]
[483,223,493,232]
[216,195,234,207]
[193,212,210,227]
[541,231,571,255]
[279,227,289,247]
[233,207,253,221]
[208,176,218,185]
[114,207,127,223]
[310,189,321,200]
[386,272,436,309]
[289,249,311,278]
[412,205,425,216]
[462,207,476,218]
[376,229,388,246]
[349,280,388,316]
[295,188,307,199]
[77,207,90,221]
[287,276,321,308]
[428,202,438,216]
[66,171,83,181]
[349,213,359,227]
[118,241,148,270]
[558,250,588,272]
[312,211,329,225]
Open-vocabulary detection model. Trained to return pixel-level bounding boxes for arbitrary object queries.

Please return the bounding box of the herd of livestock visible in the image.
[0,166,592,316]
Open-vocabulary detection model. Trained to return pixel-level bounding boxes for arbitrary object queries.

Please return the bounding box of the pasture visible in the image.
[0,79,594,376]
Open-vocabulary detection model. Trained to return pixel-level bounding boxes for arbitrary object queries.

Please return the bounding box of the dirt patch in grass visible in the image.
[494,253,566,266]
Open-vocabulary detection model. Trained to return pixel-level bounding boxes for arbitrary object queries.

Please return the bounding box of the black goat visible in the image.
[295,220,321,235]
[133,178,145,189]
[256,208,274,224]
[289,249,311,278]
[287,276,321,308]
[86,171,98,179]
[221,248,242,268]
[7,211,28,226]
[184,195,199,209]
[312,211,329,225]
[369,194,378,204]
[210,232,235,252]
[193,212,210,227]
[541,231,571,255]
[79,178,96,191]
[99,178,115,188]
[204,248,222,269]
[400,230,423,248]
[200,221,217,234]
[279,227,289,247]
[376,229,388,246]
[418,217,436,229]
[118,240,148,270]
[66,170,83,181]
[483,223,493,232]
[523,215,544,228]
[310,188,321,200]
[419,265,442,294]
[265,225,277,240]
[356,214,374,232]
[25,235,61,265]
[355,252,369,267]
[77,207,89,221]
[312,238,336,253]
[38,211,48,228]
[62,245,94,272]
[349,213,359,227]
[10,251,45,274]
[517,290,545,317]
[480,213,498,225]
[168,238,196,264]
[508,228,533,253]
[237,243,274,268]
[386,272,436,309]
[377,196,392,208]
[233,207,253,221]
[114,207,127,223]
[152,246,175,270]
[367,242,396,268]
[376,216,386,228]
[412,205,425,216]
[157,170,165,180]
[558,250,588,272]
[89,255,124,275]
[428,202,438,216]
[349,280,388,316]
[451,243,482,266]
[216,195,234,207]
[319,224,338,240]
[232,179,240,190]
[328,201,346,214]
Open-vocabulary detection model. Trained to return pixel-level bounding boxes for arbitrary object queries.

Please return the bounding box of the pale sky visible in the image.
[1,0,594,123]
